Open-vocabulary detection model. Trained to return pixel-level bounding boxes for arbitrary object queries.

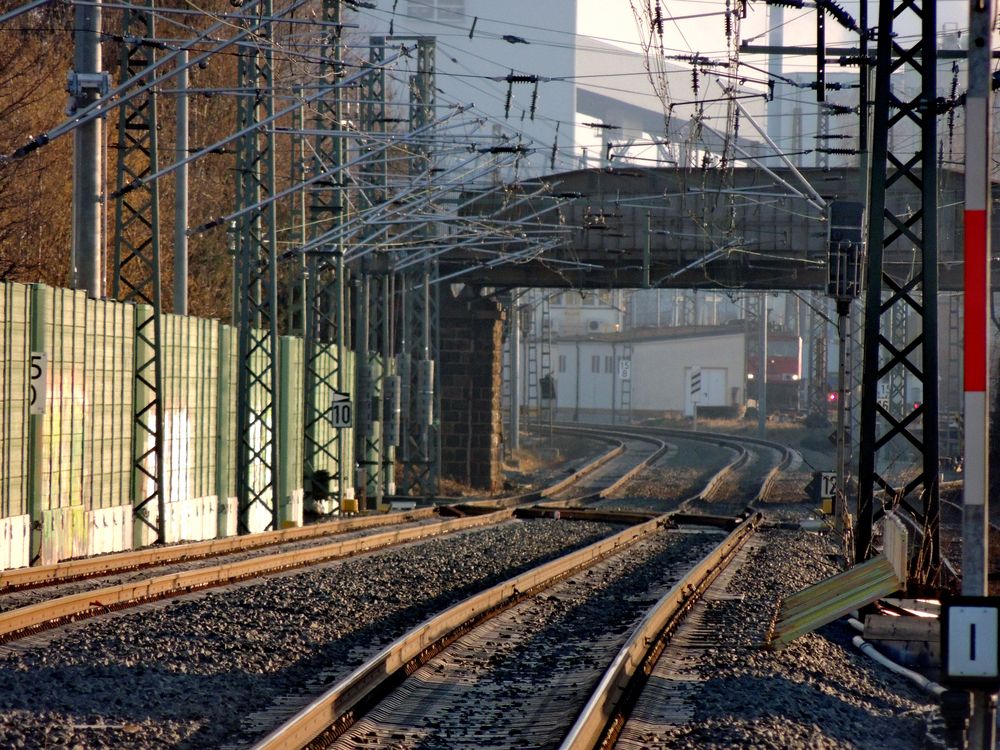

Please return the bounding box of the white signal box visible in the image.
[941,597,1000,688]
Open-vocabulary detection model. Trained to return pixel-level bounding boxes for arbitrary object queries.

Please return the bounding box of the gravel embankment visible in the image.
[619,527,935,749]
[0,519,619,750]
[614,428,940,750]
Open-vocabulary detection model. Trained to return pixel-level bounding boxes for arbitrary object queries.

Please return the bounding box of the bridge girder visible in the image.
[449,166,992,291]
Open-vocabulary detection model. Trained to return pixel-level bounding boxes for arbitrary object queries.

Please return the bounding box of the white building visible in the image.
[372,1,765,178]
[550,326,748,420]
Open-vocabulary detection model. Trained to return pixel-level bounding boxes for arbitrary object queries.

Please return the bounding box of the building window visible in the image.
[604,355,612,373]
[408,0,465,20]
[437,0,464,19]
[558,354,567,373]
[409,0,433,18]
[591,355,600,373]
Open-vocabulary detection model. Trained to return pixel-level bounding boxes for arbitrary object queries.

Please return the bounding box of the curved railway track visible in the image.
[0,421,797,750]
[248,423,792,749]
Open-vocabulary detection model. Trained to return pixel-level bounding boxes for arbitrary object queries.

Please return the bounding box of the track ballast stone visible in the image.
[644,529,933,749]
[0,519,618,749]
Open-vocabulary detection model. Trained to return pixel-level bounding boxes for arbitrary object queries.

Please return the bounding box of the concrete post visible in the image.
[173,49,189,315]
[510,305,520,451]
[71,0,105,299]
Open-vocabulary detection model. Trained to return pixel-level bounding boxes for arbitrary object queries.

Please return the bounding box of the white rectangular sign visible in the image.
[329,391,353,428]
[946,605,999,679]
[618,359,631,381]
[29,352,47,415]
[820,471,836,499]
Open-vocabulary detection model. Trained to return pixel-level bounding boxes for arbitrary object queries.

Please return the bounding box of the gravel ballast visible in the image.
[618,526,935,749]
[0,519,619,749]
[335,527,725,749]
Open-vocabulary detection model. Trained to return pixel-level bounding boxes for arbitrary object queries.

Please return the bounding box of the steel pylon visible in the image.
[234,0,281,534]
[111,0,165,543]
[303,0,350,512]
[856,0,941,584]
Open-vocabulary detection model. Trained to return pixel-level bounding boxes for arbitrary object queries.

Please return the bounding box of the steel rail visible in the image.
[0,432,634,640]
[559,512,762,750]
[0,511,516,643]
[555,424,747,507]
[0,509,438,592]
[562,422,796,506]
[1,431,630,592]
[247,426,766,750]
[249,512,677,750]
[542,425,669,503]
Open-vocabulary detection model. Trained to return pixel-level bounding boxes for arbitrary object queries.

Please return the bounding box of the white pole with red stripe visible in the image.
[963,0,992,601]
[963,0,996,745]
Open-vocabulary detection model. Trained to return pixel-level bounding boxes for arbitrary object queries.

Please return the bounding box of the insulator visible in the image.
[654,0,664,36]
[417,360,434,427]
[816,0,858,32]
[825,104,856,116]
[692,67,699,96]
[382,374,401,446]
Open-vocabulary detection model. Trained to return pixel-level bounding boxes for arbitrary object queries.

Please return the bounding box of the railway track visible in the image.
[938,491,1000,588]
[0,430,634,642]
[247,424,791,749]
[251,512,761,750]
[550,422,795,515]
[0,422,796,750]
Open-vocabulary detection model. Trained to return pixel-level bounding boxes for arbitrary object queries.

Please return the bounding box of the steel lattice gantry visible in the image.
[856,0,941,583]
[304,0,349,512]
[111,0,165,543]
[400,38,439,497]
[234,0,281,533]
[354,44,397,506]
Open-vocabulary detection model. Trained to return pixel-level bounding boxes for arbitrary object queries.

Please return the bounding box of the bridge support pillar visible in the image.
[438,295,505,493]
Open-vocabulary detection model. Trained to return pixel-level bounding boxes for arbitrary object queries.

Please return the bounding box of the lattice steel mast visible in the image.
[304,0,349,511]
[400,38,438,496]
[111,0,165,543]
[234,0,281,533]
[856,0,941,583]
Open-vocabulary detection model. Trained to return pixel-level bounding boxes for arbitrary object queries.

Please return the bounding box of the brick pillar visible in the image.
[438,294,505,492]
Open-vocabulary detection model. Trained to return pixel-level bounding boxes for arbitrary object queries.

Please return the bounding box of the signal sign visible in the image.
[329,390,353,428]
[29,352,47,415]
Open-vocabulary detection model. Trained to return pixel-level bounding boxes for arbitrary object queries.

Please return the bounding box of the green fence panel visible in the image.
[162,313,220,509]
[215,324,237,535]
[28,286,135,563]
[344,348,355,491]
[84,294,133,511]
[279,335,304,526]
[36,286,87,511]
[307,345,356,499]
[0,282,30,521]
